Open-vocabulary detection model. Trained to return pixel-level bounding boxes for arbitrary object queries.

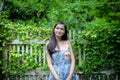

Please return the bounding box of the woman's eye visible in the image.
[55,27,64,30]
[56,27,59,29]
[60,28,64,30]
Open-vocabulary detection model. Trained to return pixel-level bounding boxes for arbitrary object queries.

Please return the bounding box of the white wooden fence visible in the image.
[3,30,119,80]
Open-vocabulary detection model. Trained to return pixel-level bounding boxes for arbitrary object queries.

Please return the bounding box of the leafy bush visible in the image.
[0,23,51,77]
[74,18,120,74]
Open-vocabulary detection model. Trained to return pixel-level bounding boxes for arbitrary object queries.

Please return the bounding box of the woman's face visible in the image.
[54,24,65,38]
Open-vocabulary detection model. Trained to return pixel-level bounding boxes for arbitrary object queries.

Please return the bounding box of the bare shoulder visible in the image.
[65,40,72,49]
[66,40,71,45]
[66,40,73,53]
[45,41,49,53]
[46,40,50,46]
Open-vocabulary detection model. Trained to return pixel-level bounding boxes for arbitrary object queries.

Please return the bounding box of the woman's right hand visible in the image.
[65,52,71,60]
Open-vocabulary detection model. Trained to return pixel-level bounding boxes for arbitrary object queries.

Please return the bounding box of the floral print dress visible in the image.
[48,49,76,80]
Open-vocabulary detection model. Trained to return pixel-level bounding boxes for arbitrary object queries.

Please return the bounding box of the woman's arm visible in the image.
[66,41,75,80]
[46,42,60,80]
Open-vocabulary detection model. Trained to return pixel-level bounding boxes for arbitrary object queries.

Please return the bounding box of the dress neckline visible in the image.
[55,49,69,52]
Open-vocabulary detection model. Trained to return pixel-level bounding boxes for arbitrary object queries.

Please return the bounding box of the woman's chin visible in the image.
[56,35,62,38]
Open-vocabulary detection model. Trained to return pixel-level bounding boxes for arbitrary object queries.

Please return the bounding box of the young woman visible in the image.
[46,21,76,80]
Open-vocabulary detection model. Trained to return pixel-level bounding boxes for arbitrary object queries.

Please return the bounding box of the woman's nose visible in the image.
[57,29,61,32]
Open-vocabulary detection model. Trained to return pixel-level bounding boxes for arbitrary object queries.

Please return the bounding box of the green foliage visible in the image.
[3,50,38,75]
[74,18,120,73]
[71,0,120,74]
[2,44,48,76]
[5,0,119,29]
[3,0,119,29]
[0,23,51,76]
[4,0,50,27]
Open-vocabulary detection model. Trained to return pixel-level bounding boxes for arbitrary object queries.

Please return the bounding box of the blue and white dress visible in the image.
[48,49,76,80]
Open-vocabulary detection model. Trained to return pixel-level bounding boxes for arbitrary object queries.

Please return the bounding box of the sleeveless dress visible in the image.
[48,49,76,80]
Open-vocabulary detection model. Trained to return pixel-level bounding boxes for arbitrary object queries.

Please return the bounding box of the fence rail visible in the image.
[4,30,84,69]
[5,70,119,80]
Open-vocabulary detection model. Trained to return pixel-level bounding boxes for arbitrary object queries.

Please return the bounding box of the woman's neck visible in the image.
[56,37,62,50]
[56,36,62,42]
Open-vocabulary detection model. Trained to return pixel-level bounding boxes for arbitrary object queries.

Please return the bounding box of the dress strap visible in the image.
[66,41,70,50]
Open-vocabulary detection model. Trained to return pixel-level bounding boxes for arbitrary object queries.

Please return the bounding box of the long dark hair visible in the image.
[47,21,68,56]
